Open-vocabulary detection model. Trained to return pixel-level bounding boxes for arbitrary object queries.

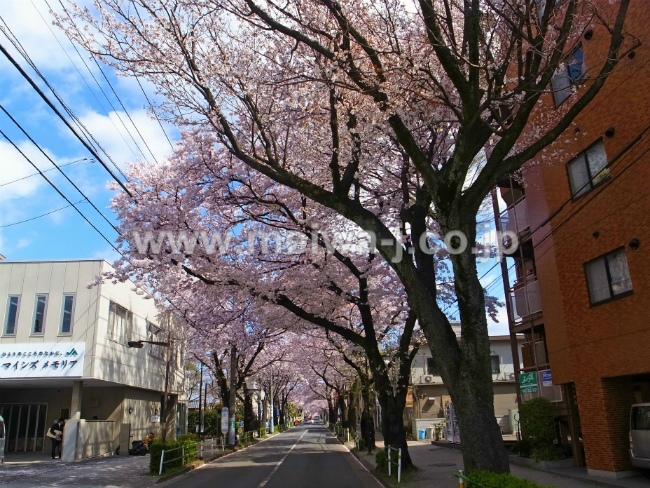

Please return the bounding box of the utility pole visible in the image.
[161,333,172,442]
[228,345,237,445]
[269,371,274,434]
[198,362,203,435]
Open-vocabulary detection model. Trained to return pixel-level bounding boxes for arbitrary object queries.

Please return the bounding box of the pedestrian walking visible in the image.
[47,418,64,459]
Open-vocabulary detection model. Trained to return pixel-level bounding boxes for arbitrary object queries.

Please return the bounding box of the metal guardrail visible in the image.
[198,437,224,459]
[159,442,197,475]
[386,446,402,483]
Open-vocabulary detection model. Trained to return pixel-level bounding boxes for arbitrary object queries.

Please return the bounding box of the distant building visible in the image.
[0,259,187,460]
[409,334,525,439]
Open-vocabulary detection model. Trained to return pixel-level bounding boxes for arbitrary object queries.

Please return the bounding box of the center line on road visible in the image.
[257,429,307,488]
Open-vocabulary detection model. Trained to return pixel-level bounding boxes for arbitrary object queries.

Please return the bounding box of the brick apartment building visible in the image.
[495,0,650,479]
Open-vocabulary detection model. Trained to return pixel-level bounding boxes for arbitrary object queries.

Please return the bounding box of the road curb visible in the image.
[156,429,295,487]
[327,429,389,488]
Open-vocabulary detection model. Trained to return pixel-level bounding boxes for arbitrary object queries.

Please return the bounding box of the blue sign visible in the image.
[541,369,552,387]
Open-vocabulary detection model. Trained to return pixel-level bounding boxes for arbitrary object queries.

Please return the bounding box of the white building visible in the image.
[0,259,186,460]
[409,335,524,438]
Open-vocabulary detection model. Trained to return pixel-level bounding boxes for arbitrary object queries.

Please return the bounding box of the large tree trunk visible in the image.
[327,397,336,424]
[414,213,509,473]
[243,384,255,432]
[337,392,348,425]
[348,383,359,432]
[376,385,411,469]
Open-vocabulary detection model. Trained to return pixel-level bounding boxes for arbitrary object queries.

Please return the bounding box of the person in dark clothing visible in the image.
[48,418,64,459]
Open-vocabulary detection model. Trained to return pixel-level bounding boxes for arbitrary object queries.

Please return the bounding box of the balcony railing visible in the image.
[509,278,542,323]
[500,198,530,236]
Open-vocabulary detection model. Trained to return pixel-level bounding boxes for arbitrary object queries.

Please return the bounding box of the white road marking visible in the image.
[257,429,307,488]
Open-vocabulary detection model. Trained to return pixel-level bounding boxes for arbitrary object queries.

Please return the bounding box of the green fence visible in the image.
[151,441,198,475]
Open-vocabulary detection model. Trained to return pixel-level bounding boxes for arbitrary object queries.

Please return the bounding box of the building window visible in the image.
[108,301,132,344]
[490,355,500,374]
[552,45,587,105]
[33,294,48,334]
[585,248,633,305]
[426,357,438,376]
[60,294,75,334]
[4,295,20,335]
[148,322,164,359]
[567,140,608,198]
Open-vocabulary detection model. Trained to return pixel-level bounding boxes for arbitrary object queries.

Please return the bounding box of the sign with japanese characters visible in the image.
[518,372,538,394]
[0,343,84,378]
[541,369,553,387]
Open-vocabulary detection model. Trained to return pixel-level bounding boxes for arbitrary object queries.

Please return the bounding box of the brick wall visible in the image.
[521,0,650,473]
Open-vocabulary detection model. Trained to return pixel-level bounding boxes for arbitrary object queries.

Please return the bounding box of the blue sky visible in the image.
[0,0,178,263]
[0,1,509,333]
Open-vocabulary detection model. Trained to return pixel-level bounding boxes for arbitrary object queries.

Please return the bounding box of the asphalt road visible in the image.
[163,425,383,488]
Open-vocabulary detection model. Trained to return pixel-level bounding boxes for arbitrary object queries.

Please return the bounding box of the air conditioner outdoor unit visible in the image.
[424,375,433,383]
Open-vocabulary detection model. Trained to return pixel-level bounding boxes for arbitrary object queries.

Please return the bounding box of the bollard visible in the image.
[398,448,402,483]
[182,445,185,466]
[388,448,392,477]
[200,442,204,459]
[458,469,465,487]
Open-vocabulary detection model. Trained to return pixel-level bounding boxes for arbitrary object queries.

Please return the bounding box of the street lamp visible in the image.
[128,337,172,442]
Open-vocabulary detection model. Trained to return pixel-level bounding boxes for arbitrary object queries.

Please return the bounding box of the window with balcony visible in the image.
[552,45,587,105]
[426,358,439,376]
[4,295,20,335]
[32,294,48,335]
[490,355,500,374]
[108,301,132,344]
[585,248,633,305]
[60,294,75,334]
[567,140,609,198]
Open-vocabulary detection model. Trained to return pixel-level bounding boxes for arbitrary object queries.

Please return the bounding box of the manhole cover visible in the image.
[428,463,456,467]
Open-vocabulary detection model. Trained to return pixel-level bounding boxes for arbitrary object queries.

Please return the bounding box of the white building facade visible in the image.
[409,335,524,438]
[0,260,186,460]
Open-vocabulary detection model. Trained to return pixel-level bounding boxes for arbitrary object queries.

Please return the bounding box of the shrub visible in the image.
[357,438,366,451]
[510,440,532,458]
[149,439,198,474]
[531,445,562,463]
[177,433,198,442]
[465,471,553,488]
[375,448,388,474]
[519,397,556,446]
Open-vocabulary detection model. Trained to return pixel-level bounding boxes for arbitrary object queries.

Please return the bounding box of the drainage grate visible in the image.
[428,462,456,467]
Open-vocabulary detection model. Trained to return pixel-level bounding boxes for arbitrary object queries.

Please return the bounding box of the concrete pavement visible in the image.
[161,425,383,488]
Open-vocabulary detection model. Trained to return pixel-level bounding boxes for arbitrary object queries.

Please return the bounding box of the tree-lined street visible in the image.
[164,426,381,488]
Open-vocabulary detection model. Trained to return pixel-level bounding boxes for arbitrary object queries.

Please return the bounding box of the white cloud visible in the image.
[488,308,510,336]
[79,109,175,169]
[0,139,53,203]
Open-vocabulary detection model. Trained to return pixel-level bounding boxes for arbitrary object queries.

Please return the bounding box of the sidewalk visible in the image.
[0,454,155,487]
[349,434,650,488]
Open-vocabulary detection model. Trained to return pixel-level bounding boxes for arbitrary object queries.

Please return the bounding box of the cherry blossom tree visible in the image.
[60,0,635,473]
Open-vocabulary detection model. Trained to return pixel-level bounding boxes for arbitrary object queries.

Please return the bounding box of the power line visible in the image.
[0,128,122,253]
[50,0,163,165]
[0,18,127,179]
[28,0,144,164]
[0,157,90,187]
[0,128,199,326]
[0,104,121,234]
[0,199,85,228]
[0,41,133,198]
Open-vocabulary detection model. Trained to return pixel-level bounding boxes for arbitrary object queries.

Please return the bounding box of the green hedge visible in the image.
[465,471,553,488]
[375,448,388,473]
[149,439,197,474]
[520,398,556,446]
